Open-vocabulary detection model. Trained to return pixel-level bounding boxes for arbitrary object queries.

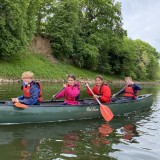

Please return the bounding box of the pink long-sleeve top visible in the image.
[55,84,80,105]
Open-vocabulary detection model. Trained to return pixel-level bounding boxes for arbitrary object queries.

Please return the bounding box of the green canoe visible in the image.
[0,94,153,124]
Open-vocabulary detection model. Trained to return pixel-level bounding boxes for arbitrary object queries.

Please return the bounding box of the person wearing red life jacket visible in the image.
[86,75,111,103]
[112,77,142,102]
[12,71,42,105]
[53,74,80,105]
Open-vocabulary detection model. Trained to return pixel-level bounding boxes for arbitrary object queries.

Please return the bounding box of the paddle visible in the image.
[85,83,114,122]
[52,88,65,101]
[112,85,126,97]
[14,102,28,109]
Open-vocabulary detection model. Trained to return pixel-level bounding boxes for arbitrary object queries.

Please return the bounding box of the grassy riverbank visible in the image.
[0,51,159,84]
[0,52,118,82]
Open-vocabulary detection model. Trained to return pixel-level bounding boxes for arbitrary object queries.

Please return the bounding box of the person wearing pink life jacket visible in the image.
[112,77,142,102]
[53,74,80,105]
[86,75,112,103]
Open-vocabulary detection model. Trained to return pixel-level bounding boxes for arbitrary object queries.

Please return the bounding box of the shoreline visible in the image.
[0,78,159,85]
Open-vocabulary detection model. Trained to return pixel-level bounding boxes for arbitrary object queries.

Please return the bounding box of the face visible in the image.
[95,78,103,86]
[67,77,75,86]
[125,79,132,85]
[22,77,32,85]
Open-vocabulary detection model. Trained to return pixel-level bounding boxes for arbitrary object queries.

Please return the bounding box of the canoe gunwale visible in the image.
[40,93,153,107]
[0,93,153,107]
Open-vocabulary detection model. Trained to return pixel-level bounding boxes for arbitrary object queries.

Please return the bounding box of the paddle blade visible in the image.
[14,102,28,109]
[100,104,114,122]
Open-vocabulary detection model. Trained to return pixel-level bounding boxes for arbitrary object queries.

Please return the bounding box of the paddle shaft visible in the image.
[52,79,69,101]
[52,80,80,101]
[52,88,65,101]
[86,83,101,105]
[113,85,126,97]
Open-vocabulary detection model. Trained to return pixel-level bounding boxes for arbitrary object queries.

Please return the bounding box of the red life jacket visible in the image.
[93,84,111,103]
[21,82,43,102]
[99,83,109,95]
[124,85,137,99]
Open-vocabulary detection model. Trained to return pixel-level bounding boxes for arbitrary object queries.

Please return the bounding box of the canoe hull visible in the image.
[109,94,153,115]
[0,94,153,124]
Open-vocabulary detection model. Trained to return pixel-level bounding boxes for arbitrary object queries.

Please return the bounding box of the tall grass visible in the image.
[0,52,116,81]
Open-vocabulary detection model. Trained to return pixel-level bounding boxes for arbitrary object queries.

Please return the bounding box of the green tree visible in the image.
[43,0,125,72]
[34,0,159,80]
[134,39,159,79]
[0,0,41,60]
[115,37,138,79]
[73,0,125,72]
[46,0,79,58]
[115,37,160,80]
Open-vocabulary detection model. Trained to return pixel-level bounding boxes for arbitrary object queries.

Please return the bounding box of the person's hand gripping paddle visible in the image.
[86,83,114,122]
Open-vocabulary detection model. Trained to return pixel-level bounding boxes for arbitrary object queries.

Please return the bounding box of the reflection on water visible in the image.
[0,83,160,159]
[0,112,154,160]
[120,124,138,141]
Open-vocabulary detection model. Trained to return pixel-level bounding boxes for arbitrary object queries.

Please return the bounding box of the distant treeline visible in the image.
[0,0,159,80]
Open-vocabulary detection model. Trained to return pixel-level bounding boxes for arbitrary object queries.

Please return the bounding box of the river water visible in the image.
[0,82,159,160]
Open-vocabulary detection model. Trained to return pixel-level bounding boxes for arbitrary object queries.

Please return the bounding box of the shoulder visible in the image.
[133,83,140,87]
[31,81,41,87]
[133,83,142,89]
[74,82,80,88]
[73,85,80,90]
[30,82,39,89]
[101,84,111,91]
[102,84,110,89]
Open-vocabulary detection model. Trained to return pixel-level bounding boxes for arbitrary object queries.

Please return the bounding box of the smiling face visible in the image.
[95,77,103,86]
[21,71,34,85]
[22,77,33,85]
[67,77,75,86]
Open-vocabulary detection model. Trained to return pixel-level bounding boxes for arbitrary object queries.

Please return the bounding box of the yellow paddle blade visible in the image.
[14,102,28,109]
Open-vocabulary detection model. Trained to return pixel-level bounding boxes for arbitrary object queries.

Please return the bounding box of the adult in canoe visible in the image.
[11,71,42,105]
[112,77,142,102]
[53,74,80,105]
[86,75,112,103]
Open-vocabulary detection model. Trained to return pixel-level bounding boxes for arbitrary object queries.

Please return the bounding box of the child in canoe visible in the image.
[52,74,80,105]
[86,75,112,103]
[112,77,142,102]
[12,71,42,105]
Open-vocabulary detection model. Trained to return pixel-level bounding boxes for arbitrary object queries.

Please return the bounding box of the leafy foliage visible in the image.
[115,37,160,80]
[45,0,79,59]
[0,0,40,60]
[0,0,159,80]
